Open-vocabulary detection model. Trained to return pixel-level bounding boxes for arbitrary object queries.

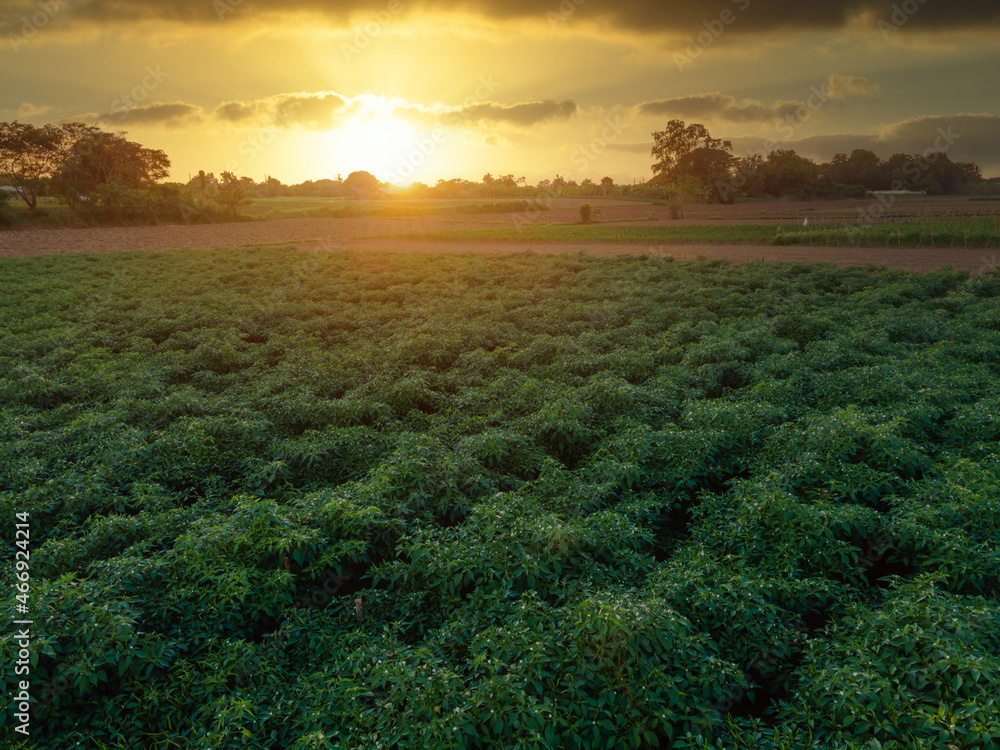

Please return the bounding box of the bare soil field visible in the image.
[2,196,997,274]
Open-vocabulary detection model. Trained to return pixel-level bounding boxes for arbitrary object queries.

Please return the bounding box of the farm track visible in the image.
[2,195,997,274]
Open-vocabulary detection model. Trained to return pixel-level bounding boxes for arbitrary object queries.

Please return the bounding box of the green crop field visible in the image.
[2,248,999,749]
[388,217,1000,248]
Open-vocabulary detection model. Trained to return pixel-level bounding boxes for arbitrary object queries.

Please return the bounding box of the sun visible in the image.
[333,112,421,183]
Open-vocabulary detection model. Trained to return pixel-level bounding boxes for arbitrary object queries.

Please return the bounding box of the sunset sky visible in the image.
[3,0,999,186]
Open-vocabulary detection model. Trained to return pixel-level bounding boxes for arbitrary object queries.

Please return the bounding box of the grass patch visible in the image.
[776,216,1000,247]
[383,217,1000,248]
[251,198,550,221]
[381,223,783,244]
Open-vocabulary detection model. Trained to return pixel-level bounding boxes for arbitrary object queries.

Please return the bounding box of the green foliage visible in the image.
[1,248,999,748]
[394,218,1000,249]
[0,188,12,226]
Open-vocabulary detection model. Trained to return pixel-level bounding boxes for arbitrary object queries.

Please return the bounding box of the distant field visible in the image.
[384,217,1000,248]
[248,197,550,220]
[245,196,350,215]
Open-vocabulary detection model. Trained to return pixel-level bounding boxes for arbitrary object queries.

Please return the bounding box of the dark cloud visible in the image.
[96,101,203,127]
[2,0,996,36]
[213,92,348,129]
[394,98,578,128]
[637,75,879,126]
[453,99,578,126]
[638,94,802,124]
[73,91,576,132]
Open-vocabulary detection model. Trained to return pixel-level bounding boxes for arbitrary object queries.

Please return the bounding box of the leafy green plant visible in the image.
[1,248,998,748]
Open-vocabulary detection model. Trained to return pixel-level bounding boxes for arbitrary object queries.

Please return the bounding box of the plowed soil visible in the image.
[2,196,996,274]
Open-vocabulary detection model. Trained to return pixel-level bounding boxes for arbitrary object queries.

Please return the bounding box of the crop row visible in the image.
[1,248,998,748]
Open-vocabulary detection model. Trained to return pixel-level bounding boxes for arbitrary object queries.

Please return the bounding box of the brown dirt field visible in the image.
[1,198,997,275]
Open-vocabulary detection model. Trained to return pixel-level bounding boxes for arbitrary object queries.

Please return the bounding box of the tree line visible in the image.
[2,118,994,228]
[0,121,250,226]
[649,119,986,204]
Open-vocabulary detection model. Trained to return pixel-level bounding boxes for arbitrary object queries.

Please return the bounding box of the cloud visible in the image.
[637,75,879,125]
[826,74,880,100]
[0,102,57,121]
[637,94,802,124]
[214,92,348,129]
[394,98,579,128]
[450,99,579,126]
[2,0,996,36]
[96,101,204,127]
[67,90,577,134]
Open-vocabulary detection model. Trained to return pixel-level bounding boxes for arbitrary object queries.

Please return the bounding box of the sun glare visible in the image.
[333,113,420,183]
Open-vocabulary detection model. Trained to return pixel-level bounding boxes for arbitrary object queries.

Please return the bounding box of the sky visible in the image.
[2,0,999,186]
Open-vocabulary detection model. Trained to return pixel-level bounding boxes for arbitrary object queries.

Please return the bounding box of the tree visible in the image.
[841,149,886,190]
[217,172,251,219]
[344,171,380,192]
[0,121,67,209]
[55,128,170,200]
[651,120,735,202]
[601,176,614,193]
[760,149,818,197]
[190,170,219,195]
[651,120,732,181]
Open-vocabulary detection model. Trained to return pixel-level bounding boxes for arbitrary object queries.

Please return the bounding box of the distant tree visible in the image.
[0,121,68,209]
[651,120,732,181]
[261,175,286,197]
[733,153,765,198]
[601,176,614,194]
[189,170,219,195]
[217,171,251,218]
[651,120,735,202]
[344,171,380,192]
[760,149,818,197]
[842,149,886,190]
